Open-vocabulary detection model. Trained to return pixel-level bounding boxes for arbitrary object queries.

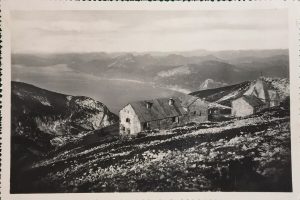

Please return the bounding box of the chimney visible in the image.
[169,98,175,106]
[146,102,152,109]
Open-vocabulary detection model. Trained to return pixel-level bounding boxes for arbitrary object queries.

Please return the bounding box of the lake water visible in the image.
[12,65,181,114]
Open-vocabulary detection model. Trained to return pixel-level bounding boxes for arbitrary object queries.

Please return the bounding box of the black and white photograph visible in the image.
[9,9,293,193]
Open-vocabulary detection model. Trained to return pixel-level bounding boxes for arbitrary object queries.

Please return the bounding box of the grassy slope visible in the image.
[13,107,291,193]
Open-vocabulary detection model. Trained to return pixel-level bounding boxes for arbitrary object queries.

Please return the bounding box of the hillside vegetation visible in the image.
[11,78,291,193]
[11,82,119,190]
[12,105,291,193]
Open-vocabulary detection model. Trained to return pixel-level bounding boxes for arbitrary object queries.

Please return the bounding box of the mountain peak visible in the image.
[199,79,228,90]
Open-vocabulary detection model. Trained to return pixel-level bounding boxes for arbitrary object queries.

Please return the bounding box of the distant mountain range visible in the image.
[12,49,289,92]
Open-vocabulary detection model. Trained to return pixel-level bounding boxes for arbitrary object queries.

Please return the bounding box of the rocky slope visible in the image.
[10,78,291,193]
[11,81,118,157]
[190,77,289,107]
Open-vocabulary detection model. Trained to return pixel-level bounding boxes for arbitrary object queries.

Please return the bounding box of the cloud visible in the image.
[12,64,73,74]
[132,12,287,33]
[13,19,123,36]
[11,10,288,53]
[38,20,123,34]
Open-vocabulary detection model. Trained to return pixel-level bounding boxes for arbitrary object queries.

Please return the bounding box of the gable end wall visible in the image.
[232,98,254,117]
[119,104,142,135]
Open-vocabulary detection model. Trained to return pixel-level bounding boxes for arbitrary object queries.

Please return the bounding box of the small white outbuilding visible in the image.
[231,95,266,117]
[231,78,280,117]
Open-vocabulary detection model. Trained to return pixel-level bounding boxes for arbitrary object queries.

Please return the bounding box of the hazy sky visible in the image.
[11,10,288,53]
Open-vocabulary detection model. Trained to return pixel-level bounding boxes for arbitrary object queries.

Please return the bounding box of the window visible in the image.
[146,102,152,109]
[193,111,197,115]
[172,116,179,123]
[126,118,130,123]
[126,129,130,134]
[120,125,125,134]
[169,98,175,106]
[199,111,202,116]
[143,122,150,130]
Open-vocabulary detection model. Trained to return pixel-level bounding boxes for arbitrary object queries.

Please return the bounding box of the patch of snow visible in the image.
[34,96,51,106]
[75,98,103,110]
[66,96,73,101]
[40,100,51,106]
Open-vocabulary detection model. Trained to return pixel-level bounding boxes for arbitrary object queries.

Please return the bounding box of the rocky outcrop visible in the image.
[11,81,118,150]
[191,77,289,107]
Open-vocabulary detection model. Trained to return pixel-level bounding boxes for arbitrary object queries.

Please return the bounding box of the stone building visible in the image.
[231,95,267,117]
[119,94,208,135]
[243,78,280,107]
[208,103,232,121]
[232,78,280,117]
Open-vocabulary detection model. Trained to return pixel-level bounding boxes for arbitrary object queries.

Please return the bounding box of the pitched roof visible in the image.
[242,95,265,107]
[128,94,206,123]
[257,78,271,100]
[176,93,202,108]
[247,78,279,101]
[208,102,231,110]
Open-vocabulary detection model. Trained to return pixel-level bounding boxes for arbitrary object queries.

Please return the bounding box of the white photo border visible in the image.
[1,0,300,199]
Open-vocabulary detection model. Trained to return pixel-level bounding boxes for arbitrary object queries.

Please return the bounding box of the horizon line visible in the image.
[11,48,289,55]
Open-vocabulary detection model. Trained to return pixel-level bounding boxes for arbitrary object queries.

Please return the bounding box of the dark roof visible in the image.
[257,78,271,100]
[176,93,201,108]
[247,78,278,101]
[242,95,265,107]
[128,94,207,123]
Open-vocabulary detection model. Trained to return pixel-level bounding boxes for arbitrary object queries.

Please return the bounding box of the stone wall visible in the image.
[119,104,142,135]
[244,79,268,103]
[232,98,254,117]
[268,90,280,107]
[187,100,208,123]
[120,100,209,135]
[142,116,185,131]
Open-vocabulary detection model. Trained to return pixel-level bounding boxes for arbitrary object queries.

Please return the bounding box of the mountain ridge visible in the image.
[12,49,289,92]
[11,81,118,155]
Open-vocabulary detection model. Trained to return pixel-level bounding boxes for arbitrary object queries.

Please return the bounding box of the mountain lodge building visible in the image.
[231,78,280,117]
[119,94,208,135]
